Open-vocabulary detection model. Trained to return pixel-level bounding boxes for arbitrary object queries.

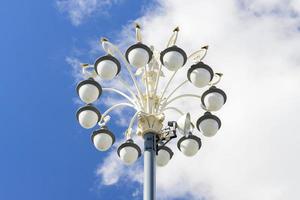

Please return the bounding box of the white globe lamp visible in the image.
[160,45,187,71]
[94,55,121,80]
[196,112,221,137]
[201,86,227,111]
[76,104,101,129]
[177,135,201,157]
[76,78,102,104]
[125,43,153,68]
[187,62,214,88]
[156,146,173,167]
[117,139,141,165]
[91,127,115,151]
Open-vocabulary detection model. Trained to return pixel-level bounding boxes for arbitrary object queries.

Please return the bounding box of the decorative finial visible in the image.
[202,45,209,50]
[100,37,108,43]
[135,23,142,42]
[135,23,141,29]
[173,27,180,32]
[81,63,89,68]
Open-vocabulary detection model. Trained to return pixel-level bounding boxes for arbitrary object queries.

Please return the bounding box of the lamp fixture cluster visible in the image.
[75,24,226,167]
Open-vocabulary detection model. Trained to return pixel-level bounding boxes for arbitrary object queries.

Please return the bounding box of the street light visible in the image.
[187,61,214,88]
[117,139,142,165]
[156,146,173,167]
[177,134,202,157]
[74,23,226,200]
[76,78,102,104]
[94,54,121,80]
[196,112,221,137]
[201,86,227,111]
[76,104,101,129]
[125,43,153,68]
[160,45,187,71]
[92,126,115,151]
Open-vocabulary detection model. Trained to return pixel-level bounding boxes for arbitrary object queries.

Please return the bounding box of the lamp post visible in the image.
[74,24,227,200]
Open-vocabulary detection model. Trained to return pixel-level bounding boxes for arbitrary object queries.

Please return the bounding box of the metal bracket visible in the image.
[156,121,177,154]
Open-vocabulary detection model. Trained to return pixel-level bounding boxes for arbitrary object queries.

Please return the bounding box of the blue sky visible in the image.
[0,0,154,199]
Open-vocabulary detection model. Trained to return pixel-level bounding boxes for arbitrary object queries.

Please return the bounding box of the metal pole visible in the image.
[143,132,156,200]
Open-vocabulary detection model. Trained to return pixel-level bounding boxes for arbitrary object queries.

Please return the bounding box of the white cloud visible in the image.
[56,0,121,25]
[96,0,300,199]
[66,56,84,81]
[96,139,144,185]
[96,148,124,185]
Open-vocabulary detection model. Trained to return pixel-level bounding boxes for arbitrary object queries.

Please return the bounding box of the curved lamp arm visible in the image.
[155,69,180,113]
[209,73,223,86]
[187,45,208,63]
[160,94,202,112]
[99,39,145,109]
[125,111,140,139]
[100,102,137,124]
[163,80,189,103]
[163,107,184,115]
[113,45,145,109]
[154,27,180,113]
[102,88,138,108]
[117,77,144,110]
[144,65,150,113]
[159,66,179,100]
[153,64,163,97]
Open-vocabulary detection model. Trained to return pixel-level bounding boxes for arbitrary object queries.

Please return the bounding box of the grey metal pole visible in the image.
[143,132,156,200]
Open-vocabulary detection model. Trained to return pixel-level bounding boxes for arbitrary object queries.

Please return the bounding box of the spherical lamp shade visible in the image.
[125,43,153,68]
[201,86,227,111]
[187,62,214,88]
[91,127,115,151]
[160,46,187,71]
[117,139,141,165]
[156,146,173,167]
[196,112,221,137]
[177,135,201,157]
[76,104,101,129]
[76,78,102,104]
[94,55,121,80]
